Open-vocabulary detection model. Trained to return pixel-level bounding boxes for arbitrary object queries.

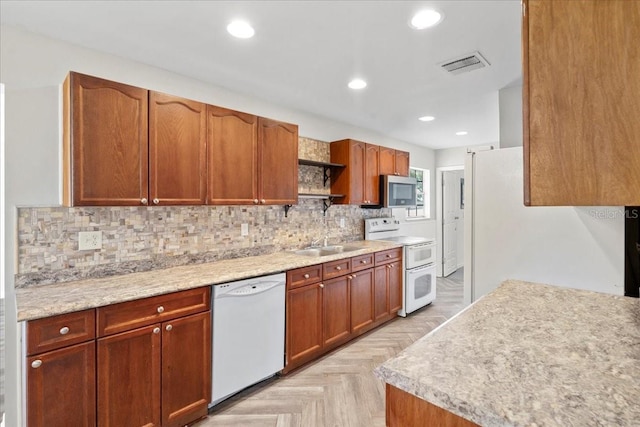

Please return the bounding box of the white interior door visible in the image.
[442,171,458,276]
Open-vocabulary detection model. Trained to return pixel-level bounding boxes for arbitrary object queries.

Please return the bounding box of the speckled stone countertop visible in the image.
[375,280,640,427]
[16,240,401,322]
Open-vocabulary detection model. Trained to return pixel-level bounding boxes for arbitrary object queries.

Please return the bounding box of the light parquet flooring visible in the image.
[196,270,465,427]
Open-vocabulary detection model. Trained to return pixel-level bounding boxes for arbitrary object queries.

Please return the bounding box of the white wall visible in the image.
[498,85,523,148]
[0,24,436,425]
[464,148,624,304]
[435,143,497,169]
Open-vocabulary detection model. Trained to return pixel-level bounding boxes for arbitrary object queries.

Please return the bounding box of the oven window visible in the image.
[414,274,433,299]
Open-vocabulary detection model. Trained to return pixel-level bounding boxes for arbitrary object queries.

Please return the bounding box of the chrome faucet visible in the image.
[310,235,329,247]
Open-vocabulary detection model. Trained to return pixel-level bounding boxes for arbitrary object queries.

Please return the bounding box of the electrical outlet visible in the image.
[78,231,102,250]
[340,218,346,228]
[241,223,249,236]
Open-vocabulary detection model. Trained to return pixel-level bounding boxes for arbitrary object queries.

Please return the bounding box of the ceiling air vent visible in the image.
[439,51,490,75]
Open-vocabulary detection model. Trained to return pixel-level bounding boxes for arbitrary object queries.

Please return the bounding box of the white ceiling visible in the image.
[0,0,522,150]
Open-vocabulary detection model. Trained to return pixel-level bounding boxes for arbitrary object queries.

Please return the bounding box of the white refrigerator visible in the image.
[463,147,625,305]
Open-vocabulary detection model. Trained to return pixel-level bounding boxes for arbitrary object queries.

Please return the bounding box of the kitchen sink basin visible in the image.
[294,245,361,257]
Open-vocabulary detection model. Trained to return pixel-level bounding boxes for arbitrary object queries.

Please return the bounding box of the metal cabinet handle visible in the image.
[261,199,266,204]
[361,260,367,264]
[253,199,259,204]
[387,254,392,258]
[336,266,341,271]
[390,264,394,268]
[303,273,310,279]
[166,324,172,331]
[141,198,148,205]
[157,306,165,313]
[31,360,42,368]
[153,198,160,205]
[319,283,324,288]
[347,275,353,279]
[153,327,160,334]
[352,273,357,278]
[59,327,70,335]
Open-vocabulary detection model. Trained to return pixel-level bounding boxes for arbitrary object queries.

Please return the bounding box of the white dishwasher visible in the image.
[211,272,285,407]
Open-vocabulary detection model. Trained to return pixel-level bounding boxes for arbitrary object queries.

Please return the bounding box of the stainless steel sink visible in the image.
[294,245,361,257]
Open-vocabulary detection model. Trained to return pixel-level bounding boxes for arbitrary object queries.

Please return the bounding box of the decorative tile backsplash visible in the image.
[15,137,389,287]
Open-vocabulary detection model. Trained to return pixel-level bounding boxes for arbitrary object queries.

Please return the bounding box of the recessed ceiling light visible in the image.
[227,20,255,39]
[348,79,367,90]
[410,10,443,29]
[456,131,468,136]
[418,116,435,122]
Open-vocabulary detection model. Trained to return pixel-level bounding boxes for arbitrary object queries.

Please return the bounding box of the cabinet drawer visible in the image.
[97,287,210,337]
[287,264,323,290]
[27,309,96,356]
[375,248,402,265]
[352,253,374,272]
[323,258,352,280]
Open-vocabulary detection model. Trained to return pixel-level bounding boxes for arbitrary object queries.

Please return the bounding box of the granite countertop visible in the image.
[16,240,401,322]
[375,280,640,427]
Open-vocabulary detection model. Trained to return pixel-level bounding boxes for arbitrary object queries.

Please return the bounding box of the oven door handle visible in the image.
[407,242,435,251]
[407,263,435,273]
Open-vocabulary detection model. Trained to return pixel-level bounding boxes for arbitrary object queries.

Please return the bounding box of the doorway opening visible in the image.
[436,166,465,279]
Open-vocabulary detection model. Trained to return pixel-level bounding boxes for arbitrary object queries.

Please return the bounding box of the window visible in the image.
[406,167,430,219]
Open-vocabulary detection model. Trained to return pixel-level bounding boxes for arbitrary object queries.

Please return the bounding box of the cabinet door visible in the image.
[374,265,389,323]
[524,0,640,206]
[258,117,299,204]
[27,341,96,427]
[286,283,323,371]
[149,92,206,205]
[65,72,148,206]
[350,269,375,335]
[395,150,410,177]
[388,262,403,314]
[364,144,380,205]
[322,276,351,349]
[207,105,259,204]
[98,325,161,427]
[161,311,211,427]
[379,146,396,176]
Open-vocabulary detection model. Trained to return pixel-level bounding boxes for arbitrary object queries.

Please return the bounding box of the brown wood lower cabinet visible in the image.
[285,250,401,373]
[27,341,96,427]
[386,384,479,427]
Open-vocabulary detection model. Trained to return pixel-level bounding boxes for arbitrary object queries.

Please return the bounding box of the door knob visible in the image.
[59,327,70,335]
[141,198,148,205]
[165,324,173,331]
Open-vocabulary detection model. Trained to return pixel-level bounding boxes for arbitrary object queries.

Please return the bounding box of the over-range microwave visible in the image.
[381,175,417,208]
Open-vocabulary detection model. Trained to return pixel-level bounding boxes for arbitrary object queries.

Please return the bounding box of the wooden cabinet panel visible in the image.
[374,266,390,322]
[258,117,299,204]
[64,72,148,206]
[352,253,374,273]
[149,92,207,205]
[379,146,396,176]
[395,150,410,177]
[322,276,351,349]
[388,262,403,314]
[350,269,375,335]
[330,139,366,204]
[364,144,380,205]
[375,248,402,265]
[98,324,161,427]
[161,312,211,427]
[524,0,640,206]
[27,341,96,427]
[207,105,258,204]
[287,264,323,290]
[97,287,210,337]
[286,283,323,370]
[27,309,95,355]
[323,258,351,280]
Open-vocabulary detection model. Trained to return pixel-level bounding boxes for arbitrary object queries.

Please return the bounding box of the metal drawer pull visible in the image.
[59,326,70,335]
[157,306,165,313]
[253,199,259,204]
[303,273,310,279]
[352,273,357,278]
[141,198,148,205]
[386,254,392,258]
[261,199,266,204]
[336,266,341,270]
[319,284,324,288]
[361,260,367,264]
[31,360,42,368]
[153,327,160,334]
[153,198,160,205]
[166,324,173,331]
[390,264,394,268]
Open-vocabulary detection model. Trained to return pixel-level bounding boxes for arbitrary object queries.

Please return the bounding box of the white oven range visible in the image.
[364,217,436,317]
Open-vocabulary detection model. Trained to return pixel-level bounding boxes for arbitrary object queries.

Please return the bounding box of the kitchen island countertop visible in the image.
[16,239,401,322]
[375,280,640,427]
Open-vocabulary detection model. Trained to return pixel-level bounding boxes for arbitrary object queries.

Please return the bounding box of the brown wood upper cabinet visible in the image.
[64,72,149,206]
[379,147,410,177]
[149,92,207,205]
[330,139,380,205]
[207,108,298,205]
[523,0,640,206]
